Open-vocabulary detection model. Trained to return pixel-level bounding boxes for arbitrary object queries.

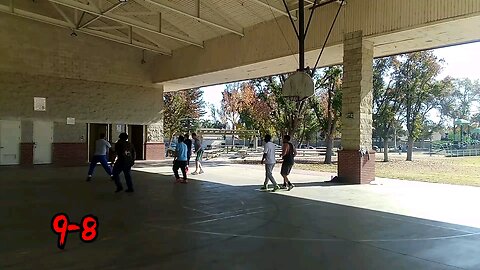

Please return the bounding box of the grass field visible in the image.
[296,153,480,187]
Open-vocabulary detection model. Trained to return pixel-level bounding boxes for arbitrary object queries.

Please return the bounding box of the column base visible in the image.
[337,150,375,184]
[145,142,165,160]
[20,143,34,166]
[53,143,88,166]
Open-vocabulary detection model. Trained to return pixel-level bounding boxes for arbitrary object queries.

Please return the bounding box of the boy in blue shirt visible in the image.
[173,135,188,183]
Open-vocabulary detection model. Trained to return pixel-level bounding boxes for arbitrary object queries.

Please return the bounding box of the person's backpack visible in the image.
[124,142,136,166]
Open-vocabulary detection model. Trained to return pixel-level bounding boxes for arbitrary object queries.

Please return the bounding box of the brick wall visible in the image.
[145,143,165,160]
[20,143,34,166]
[0,73,163,124]
[0,14,155,87]
[52,143,88,167]
[338,150,375,184]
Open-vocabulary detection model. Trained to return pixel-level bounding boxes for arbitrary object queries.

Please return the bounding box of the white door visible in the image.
[33,121,53,164]
[0,120,21,165]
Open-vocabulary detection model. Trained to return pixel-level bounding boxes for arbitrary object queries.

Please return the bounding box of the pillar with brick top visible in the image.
[338,31,375,184]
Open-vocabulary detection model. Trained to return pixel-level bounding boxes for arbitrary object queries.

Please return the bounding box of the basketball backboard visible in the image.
[282,71,314,100]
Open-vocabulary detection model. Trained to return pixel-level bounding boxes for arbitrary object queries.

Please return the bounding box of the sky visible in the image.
[200,42,480,119]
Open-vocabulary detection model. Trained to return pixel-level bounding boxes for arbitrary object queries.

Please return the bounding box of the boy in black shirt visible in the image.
[184,133,193,173]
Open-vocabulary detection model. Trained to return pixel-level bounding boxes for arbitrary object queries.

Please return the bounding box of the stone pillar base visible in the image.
[20,143,34,166]
[145,142,165,160]
[53,143,88,166]
[337,150,375,184]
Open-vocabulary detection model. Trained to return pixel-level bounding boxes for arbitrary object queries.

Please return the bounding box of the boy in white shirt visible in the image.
[261,134,280,191]
[86,133,112,181]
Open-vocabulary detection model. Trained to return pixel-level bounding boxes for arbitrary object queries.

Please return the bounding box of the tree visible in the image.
[163,92,184,143]
[221,83,246,130]
[472,112,480,127]
[393,51,448,161]
[372,57,403,162]
[251,75,310,142]
[439,78,480,123]
[163,89,205,143]
[310,66,342,164]
[297,108,319,146]
[239,83,275,135]
[201,103,225,129]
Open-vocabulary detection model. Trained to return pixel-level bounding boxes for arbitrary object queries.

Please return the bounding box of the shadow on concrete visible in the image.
[1,165,479,270]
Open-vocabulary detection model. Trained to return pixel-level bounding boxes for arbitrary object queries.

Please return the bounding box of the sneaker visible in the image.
[191,172,198,175]
[288,183,295,191]
[260,185,268,190]
[86,176,92,182]
[281,184,288,189]
[199,170,204,174]
[180,179,188,184]
[272,185,281,192]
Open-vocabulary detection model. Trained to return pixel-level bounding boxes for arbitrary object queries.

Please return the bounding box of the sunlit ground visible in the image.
[134,161,480,229]
[297,153,480,187]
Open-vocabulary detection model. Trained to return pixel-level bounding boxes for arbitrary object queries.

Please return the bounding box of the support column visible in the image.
[20,120,34,166]
[145,122,165,160]
[338,31,375,184]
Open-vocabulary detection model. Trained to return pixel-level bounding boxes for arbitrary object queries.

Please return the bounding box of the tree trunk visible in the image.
[383,136,389,162]
[393,127,397,149]
[406,136,414,161]
[324,85,334,164]
[324,134,334,164]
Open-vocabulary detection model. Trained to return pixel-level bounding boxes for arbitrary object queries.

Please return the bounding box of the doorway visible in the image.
[0,120,21,165]
[88,123,108,161]
[128,125,145,160]
[33,121,53,164]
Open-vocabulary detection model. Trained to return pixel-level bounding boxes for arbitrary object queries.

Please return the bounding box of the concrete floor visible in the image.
[1,161,480,270]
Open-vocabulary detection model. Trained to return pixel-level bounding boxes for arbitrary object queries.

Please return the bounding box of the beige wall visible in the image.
[0,72,163,124]
[0,14,156,87]
[344,0,480,36]
[21,120,33,143]
[54,122,87,143]
[154,0,480,90]
[0,15,164,143]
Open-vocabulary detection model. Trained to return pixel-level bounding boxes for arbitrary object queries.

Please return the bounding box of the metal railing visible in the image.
[445,149,480,157]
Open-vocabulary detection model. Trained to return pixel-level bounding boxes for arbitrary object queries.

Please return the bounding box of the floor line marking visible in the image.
[146,224,480,242]
[187,202,316,225]
[362,212,480,234]
[182,206,213,215]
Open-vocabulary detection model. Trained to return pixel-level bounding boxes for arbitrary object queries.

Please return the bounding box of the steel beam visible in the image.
[140,0,244,36]
[134,28,172,52]
[0,5,171,55]
[88,25,128,30]
[79,2,123,29]
[48,0,203,47]
[51,2,75,26]
[249,0,297,20]
[114,11,157,16]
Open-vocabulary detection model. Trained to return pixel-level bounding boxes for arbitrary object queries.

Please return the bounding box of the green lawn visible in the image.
[296,154,480,187]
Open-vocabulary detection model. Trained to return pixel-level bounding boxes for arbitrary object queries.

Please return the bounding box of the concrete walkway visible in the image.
[1,161,480,269]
